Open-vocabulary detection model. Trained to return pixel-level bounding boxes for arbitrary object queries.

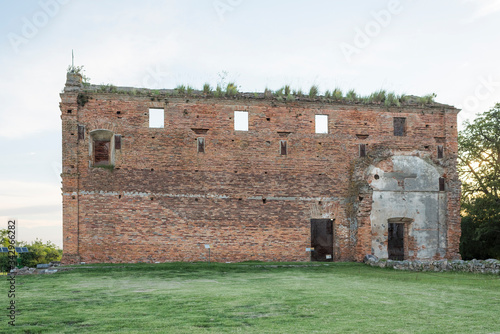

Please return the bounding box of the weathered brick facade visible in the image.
[60,73,461,264]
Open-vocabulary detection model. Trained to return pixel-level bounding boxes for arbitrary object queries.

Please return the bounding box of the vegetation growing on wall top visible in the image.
[67,65,91,87]
[93,164,115,171]
[67,69,438,107]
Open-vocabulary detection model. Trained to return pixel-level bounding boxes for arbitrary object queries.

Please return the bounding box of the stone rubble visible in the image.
[363,254,500,274]
[9,261,64,275]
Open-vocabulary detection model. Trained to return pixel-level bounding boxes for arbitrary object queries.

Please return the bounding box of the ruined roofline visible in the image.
[64,72,459,111]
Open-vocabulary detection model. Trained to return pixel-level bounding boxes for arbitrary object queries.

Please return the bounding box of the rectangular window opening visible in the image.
[197,137,205,153]
[234,111,248,131]
[78,125,85,141]
[437,145,444,159]
[93,140,110,166]
[149,108,164,128]
[115,134,122,150]
[315,115,328,134]
[439,177,445,191]
[359,144,366,157]
[280,140,287,155]
[393,117,406,136]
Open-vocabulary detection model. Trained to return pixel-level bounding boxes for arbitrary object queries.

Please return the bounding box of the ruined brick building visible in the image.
[60,72,461,264]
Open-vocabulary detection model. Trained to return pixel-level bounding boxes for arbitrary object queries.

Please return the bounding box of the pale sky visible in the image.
[1,0,500,248]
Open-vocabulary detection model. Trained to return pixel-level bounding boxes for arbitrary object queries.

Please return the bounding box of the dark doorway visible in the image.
[388,223,404,260]
[310,219,333,261]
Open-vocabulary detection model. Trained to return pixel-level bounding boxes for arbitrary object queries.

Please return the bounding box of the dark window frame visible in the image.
[197,137,205,153]
[114,134,121,150]
[437,145,444,159]
[359,144,366,157]
[280,140,287,156]
[78,125,85,141]
[93,140,110,166]
[393,117,406,136]
[439,177,445,191]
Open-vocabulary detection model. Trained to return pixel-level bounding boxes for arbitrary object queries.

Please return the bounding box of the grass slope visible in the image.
[1,262,499,333]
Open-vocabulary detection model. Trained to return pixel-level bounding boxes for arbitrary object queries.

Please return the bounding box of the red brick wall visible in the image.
[60,83,81,264]
[60,78,461,264]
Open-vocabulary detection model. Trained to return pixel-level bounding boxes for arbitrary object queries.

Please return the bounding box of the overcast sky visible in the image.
[1,0,500,248]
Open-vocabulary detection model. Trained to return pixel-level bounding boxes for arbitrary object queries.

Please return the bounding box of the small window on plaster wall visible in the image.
[149,108,164,128]
[439,177,445,191]
[315,115,328,134]
[234,111,248,131]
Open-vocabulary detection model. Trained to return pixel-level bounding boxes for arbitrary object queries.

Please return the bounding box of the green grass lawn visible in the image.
[1,262,499,333]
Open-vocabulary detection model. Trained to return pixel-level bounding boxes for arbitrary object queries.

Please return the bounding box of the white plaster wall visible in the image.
[367,156,446,260]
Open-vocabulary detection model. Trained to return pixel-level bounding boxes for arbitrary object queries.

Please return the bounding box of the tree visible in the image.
[458,104,500,259]
[17,239,62,268]
[0,229,62,271]
[0,228,10,246]
[0,229,13,271]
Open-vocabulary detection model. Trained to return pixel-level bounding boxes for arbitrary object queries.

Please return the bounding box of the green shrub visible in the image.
[203,83,212,95]
[399,94,407,103]
[360,96,372,104]
[94,164,115,171]
[309,85,319,98]
[385,92,397,106]
[175,85,186,95]
[264,87,273,98]
[67,64,91,86]
[346,89,357,102]
[333,88,343,100]
[18,240,62,268]
[274,88,284,97]
[0,229,62,270]
[226,83,238,96]
[77,93,89,107]
[370,90,386,103]
[419,93,437,105]
[284,85,291,96]
[214,84,223,97]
